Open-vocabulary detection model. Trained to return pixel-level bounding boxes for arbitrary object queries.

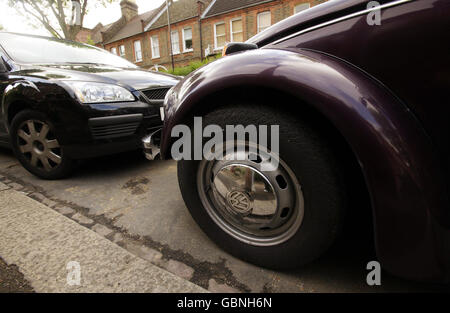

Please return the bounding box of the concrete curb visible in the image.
[0,185,207,293]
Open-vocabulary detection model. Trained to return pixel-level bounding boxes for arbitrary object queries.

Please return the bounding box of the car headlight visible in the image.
[64,82,135,104]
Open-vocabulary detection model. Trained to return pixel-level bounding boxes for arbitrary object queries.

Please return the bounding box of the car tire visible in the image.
[177,104,347,270]
[10,110,74,180]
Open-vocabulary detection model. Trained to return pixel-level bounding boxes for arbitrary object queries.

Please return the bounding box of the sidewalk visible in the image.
[0,182,206,293]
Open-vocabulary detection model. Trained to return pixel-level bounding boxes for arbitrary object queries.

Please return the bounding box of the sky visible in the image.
[0,0,166,36]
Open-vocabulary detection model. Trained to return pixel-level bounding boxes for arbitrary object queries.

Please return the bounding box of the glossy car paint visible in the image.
[161,0,450,282]
[0,35,180,158]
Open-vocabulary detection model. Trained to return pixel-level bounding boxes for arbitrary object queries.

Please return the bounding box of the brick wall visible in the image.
[105,34,144,65]
[147,17,201,69]
[75,28,93,44]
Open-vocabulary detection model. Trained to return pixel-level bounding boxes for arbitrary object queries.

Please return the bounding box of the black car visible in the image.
[0,32,179,179]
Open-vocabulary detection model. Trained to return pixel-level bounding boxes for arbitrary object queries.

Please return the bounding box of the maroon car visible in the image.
[153,0,450,283]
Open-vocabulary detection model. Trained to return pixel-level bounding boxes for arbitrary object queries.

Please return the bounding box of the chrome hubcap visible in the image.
[198,142,304,246]
[17,120,62,172]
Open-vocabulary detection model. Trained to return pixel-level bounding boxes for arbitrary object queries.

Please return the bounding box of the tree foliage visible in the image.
[8,0,115,40]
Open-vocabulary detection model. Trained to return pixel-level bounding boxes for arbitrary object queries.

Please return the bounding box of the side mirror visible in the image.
[0,57,9,80]
[222,42,258,57]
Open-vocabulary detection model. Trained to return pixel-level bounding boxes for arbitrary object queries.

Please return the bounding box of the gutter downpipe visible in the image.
[199,16,203,61]
[198,0,205,61]
[166,0,175,70]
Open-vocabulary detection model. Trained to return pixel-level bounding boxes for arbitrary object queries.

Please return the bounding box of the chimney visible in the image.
[120,0,138,21]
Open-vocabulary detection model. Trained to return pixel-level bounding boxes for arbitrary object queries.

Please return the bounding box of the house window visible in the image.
[134,40,142,62]
[119,45,125,57]
[294,3,310,14]
[151,35,160,59]
[171,31,180,55]
[110,47,117,55]
[214,22,226,50]
[183,27,193,52]
[257,11,271,33]
[230,18,243,42]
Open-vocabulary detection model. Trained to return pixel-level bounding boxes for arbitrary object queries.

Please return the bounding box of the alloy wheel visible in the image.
[17,120,62,172]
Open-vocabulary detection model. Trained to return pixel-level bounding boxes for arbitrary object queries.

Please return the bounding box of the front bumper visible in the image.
[62,111,162,159]
[43,83,175,159]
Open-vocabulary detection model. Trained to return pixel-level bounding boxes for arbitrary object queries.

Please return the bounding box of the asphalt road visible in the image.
[0,147,447,293]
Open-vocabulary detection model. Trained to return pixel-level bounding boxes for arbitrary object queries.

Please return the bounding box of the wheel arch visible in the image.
[7,100,32,127]
[2,80,44,131]
[162,48,450,282]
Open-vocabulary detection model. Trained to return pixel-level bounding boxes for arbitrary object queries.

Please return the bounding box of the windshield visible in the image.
[0,33,137,68]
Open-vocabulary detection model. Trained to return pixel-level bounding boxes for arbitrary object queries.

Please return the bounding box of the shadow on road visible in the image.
[74,149,152,178]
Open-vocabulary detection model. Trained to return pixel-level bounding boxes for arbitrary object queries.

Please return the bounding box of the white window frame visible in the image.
[294,3,310,14]
[171,30,180,55]
[230,18,243,42]
[110,47,117,55]
[182,27,193,52]
[214,22,226,51]
[150,35,160,59]
[134,40,142,62]
[119,45,125,57]
[257,11,271,33]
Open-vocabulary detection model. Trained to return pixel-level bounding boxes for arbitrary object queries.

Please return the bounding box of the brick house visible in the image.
[200,0,324,56]
[88,1,163,67]
[141,0,212,68]
[91,0,327,69]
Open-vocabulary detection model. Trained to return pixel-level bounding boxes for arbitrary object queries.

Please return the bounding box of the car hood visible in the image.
[247,0,393,47]
[17,63,181,90]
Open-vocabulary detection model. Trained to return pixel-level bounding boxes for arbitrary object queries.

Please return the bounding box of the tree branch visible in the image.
[10,0,116,40]
[46,0,70,38]
[20,1,64,38]
[80,0,88,26]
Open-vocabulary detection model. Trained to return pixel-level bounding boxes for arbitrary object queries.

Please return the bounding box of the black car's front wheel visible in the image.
[10,110,74,180]
[177,104,347,270]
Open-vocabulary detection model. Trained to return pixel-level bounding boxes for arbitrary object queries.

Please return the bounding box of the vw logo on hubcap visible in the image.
[226,190,252,214]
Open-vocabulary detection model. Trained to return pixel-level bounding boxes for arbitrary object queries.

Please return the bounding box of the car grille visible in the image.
[90,122,141,140]
[141,87,171,100]
[89,114,143,140]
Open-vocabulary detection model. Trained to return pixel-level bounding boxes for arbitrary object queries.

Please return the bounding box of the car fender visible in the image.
[1,77,64,130]
[1,77,88,144]
[2,79,41,128]
[162,48,450,282]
